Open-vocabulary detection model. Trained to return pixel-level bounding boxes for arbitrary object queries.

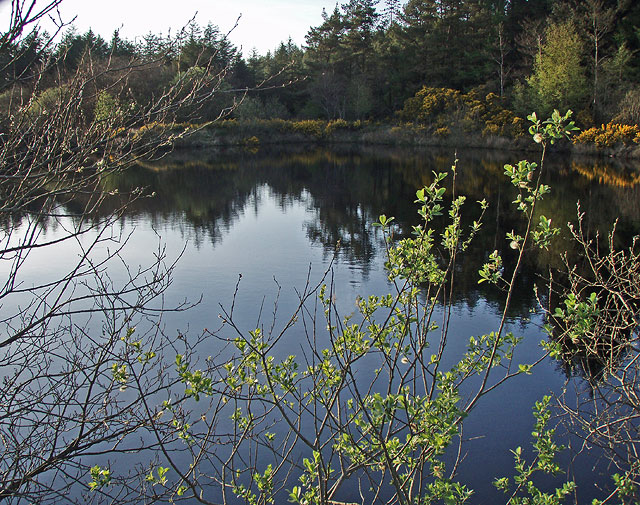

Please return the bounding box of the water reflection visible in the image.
[23,145,638,383]
[101,146,640,322]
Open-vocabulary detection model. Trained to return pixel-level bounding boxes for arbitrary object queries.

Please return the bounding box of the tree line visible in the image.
[2,0,640,128]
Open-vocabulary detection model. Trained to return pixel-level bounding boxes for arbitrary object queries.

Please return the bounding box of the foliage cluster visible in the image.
[211,110,572,505]
[573,122,640,147]
[542,207,640,501]
[398,87,526,139]
[209,117,366,140]
[522,21,588,118]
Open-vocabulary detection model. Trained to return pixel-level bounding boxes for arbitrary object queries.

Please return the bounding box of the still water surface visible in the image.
[19,145,640,502]
[125,145,640,503]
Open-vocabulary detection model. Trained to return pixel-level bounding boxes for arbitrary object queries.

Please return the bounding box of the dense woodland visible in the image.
[2,0,640,132]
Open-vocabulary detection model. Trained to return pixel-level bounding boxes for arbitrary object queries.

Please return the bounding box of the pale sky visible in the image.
[2,0,336,55]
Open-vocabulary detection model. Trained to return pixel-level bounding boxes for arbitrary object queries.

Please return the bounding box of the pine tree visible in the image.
[341,0,380,73]
[381,0,402,28]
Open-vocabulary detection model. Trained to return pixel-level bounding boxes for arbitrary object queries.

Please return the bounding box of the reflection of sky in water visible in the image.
[3,152,626,503]
[162,184,390,342]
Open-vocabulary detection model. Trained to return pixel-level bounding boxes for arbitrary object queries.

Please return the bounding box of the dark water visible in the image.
[9,144,640,503]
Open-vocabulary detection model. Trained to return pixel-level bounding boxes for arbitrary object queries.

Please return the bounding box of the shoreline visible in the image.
[163,120,640,161]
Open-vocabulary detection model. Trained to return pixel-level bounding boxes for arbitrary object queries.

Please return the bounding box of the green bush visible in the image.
[94,91,121,122]
[25,85,69,117]
[211,111,589,505]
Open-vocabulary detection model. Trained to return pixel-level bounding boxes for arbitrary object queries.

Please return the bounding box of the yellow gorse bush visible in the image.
[288,119,327,137]
[398,86,526,139]
[213,118,360,139]
[399,87,463,123]
[573,123,640,147]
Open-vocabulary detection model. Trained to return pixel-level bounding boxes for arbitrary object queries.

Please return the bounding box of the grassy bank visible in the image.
[166,118,537,151]
[133,118,640,158]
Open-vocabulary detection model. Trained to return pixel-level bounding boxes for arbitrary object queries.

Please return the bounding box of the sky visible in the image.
[1,0,335,55]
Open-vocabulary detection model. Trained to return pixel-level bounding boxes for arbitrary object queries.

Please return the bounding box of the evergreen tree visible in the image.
[56,28,109,70]
[381,0,402,27]
[341,0,379,73]
[304,6,349,118]
[262,38,306,116]
[109,29,136,58]
[398,0,440,90]
[399,0,491,90]
[614,0,640,80]
[2,28,49,84]
[372,17,407,113]
[177,22,235,72]
[139,31,172,61]
[304,6,347,71]
[506,0,553,79]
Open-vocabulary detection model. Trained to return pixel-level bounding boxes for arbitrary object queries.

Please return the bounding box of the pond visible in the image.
[6,143,640,503]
